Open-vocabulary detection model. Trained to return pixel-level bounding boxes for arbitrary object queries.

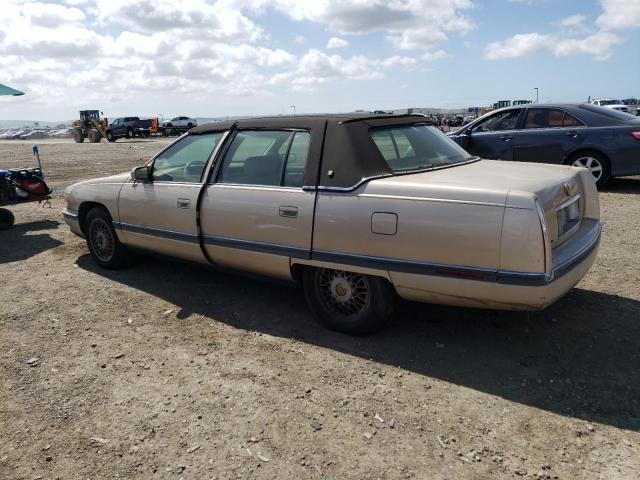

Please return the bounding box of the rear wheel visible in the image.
[303,267,395,335]
[567,151,610,188]
[73,129,85,143]
[126,128,133,139]
[0,208,14,230]
[85,207,131,269]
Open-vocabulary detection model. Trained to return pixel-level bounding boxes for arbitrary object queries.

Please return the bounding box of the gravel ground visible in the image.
[1,138,639,480]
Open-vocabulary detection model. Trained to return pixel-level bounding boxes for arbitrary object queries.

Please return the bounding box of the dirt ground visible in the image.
[1,138,639,480]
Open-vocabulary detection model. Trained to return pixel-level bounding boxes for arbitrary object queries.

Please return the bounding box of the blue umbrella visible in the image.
[0,83,24,96]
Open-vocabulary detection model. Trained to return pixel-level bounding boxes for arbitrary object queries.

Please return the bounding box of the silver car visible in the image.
[63,114,601,334]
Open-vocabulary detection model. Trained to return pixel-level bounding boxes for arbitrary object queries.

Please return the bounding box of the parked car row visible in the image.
[105,116,198,142]
[64,114,601,334]
[448,103,640,187]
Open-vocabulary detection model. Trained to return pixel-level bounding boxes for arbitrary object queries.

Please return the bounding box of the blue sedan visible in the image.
[448,103,640,187]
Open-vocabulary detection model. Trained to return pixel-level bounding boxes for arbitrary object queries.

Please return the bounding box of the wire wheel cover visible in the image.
[90,218,115,262]
[318,269,369,317]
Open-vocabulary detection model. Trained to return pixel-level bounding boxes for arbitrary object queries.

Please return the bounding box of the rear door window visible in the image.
[217,130,310,187]
[523,108,584,129]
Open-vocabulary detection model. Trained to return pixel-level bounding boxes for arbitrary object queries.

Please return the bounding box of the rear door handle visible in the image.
[177,198,190,209]
[566,131,581,137]
[279,206,298,218]
[500,135,512,142]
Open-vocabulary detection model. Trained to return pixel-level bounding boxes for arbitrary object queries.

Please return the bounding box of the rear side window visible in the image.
[371,125,471,173]
[217,130,310,187]
[562,113,583,127]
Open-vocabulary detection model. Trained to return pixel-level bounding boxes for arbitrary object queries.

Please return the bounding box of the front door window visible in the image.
[152,133,222,183]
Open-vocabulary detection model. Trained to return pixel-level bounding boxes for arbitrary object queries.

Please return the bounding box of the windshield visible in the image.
[371,125,472,173]
[599,99,621,106]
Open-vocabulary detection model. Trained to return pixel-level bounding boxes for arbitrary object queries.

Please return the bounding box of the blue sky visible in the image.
[0,0,638,120]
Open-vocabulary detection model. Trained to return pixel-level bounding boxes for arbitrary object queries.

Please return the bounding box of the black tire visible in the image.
[303,267,395,335]
[73,129,85,143]
[187,123,193,128]
[88,129,102,143]
[0,208,14,230]
[106,131,116,142]
[125,128,133,139]
[85,207,131,269]
[566,151,611,188]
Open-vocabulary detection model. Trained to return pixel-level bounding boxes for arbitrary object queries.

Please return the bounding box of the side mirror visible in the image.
[131,165,151,182]
[456,130,471,148]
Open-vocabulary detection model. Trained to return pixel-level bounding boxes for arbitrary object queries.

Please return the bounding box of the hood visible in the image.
[65,172,130,193]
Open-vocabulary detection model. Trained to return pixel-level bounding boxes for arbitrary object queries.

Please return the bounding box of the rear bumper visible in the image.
[392,219,601,310]
[62,208,84,238]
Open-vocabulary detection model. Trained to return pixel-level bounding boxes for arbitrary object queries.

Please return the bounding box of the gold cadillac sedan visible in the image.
[63,114,601,334]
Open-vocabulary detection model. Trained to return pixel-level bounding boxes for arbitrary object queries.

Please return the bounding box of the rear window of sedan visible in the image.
[370,125,472,173]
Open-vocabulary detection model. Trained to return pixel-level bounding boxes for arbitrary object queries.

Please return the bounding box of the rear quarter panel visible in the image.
[312,184,505,271]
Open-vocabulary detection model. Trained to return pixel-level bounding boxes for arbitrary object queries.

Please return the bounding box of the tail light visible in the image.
[632,132,640,141]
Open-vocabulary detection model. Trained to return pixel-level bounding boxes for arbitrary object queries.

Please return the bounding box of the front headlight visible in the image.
[556,195,581,237]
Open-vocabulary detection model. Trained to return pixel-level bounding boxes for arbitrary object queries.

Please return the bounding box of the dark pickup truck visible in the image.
[106,117,152,142]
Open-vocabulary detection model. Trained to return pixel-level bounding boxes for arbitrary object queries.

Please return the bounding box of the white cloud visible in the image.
[22,2,86,27]
[269,49,416,90]
[326,37,348,49]
[560,14,586,27]
[485,31,621,61]
[485,0,637,62]
[243,0,475,50]
[596,0,640,30]
[421,49,448,61]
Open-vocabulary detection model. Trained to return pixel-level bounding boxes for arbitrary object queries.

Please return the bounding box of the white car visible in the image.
[590,99,629,113]
[162,116,197,128]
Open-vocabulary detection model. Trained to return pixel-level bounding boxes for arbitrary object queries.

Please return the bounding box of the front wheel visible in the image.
[303,268,395,335]
[567,151,610,188]
[106,131,116,142]
[85,207,131,269]
[0,208,14,230]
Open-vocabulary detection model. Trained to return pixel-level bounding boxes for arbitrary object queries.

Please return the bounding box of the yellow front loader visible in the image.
[72,110,108,143]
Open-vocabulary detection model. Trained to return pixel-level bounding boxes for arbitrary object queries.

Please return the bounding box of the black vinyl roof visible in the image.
[190,114,435,189]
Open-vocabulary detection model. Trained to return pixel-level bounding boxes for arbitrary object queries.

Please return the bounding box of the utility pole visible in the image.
[534,88,539,104]
[290,104,296,116]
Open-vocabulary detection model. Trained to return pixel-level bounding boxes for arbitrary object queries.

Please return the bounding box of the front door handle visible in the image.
[566,131,581,137]
[177,198,190,209]
[500,135,512,142]
[279,206,298,218]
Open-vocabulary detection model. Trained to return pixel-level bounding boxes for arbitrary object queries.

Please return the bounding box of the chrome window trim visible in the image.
[209,183,308,193]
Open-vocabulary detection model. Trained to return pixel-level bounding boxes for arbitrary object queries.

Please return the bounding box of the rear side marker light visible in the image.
[632,132,640,141]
